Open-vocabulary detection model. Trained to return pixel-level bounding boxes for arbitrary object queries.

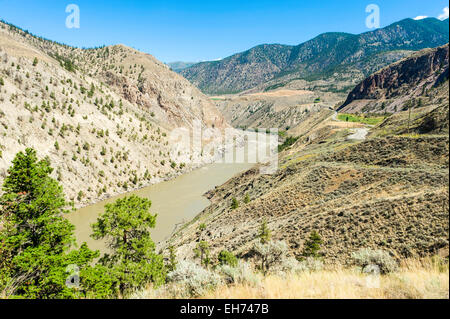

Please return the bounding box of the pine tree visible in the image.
[91,195,166,297]
[258,219,271,244]
[218,250,238,267]
[302,231,323,258]
[194,241,210,268]
[0,148,99,298]
[167,246,177,272]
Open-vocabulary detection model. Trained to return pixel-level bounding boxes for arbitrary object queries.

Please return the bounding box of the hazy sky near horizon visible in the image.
[0,0,448,62]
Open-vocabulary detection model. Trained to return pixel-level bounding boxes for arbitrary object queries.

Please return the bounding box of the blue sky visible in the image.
[0,1,448,62]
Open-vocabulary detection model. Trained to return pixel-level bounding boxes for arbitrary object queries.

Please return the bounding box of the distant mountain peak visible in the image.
[180,17,449,95]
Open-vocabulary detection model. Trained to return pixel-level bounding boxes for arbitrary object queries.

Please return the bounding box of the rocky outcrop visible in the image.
[338,44,449,113]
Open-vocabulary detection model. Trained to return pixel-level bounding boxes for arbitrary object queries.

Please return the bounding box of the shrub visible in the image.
[272,256,323,274]
[218,261,259,286]
[278,136,299,152]
[218,250,238,267]
[279,257,324,274]
[166,260,222,297]
[198,223,206,232]
[231,197,239,210]
[299,257,324,272]
[352,248,398,274]
[253,241,289,275]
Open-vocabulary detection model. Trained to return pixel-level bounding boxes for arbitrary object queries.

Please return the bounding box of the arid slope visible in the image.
[165,85,449,265]
[0,21,227,207]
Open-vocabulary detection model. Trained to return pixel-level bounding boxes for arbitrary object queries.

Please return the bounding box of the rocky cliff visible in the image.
[339,44,449,113]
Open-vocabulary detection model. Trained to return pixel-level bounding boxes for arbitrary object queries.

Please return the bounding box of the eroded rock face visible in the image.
[95,45,229,131]
[339,44,449,112]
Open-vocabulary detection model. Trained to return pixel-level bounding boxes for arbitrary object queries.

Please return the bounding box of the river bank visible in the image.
[67,161,255,252]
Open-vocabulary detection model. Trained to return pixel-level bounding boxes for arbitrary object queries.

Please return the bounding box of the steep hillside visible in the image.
[0,21,227,207]
[2,22,227,131]
[181,18,449,94]
[339,44,449,113]
[165,86,449,265]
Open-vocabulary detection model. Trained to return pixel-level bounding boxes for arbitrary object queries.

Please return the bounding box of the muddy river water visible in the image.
[67,162,254,252]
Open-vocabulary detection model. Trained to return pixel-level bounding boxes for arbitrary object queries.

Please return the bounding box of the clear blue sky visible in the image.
[0,0,448,62]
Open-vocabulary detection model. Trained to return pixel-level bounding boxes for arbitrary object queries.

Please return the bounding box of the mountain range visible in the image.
[180,18,449,94]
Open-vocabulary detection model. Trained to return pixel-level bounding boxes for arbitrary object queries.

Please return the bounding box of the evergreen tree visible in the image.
[218,250,238,267]
[302,231,323,258]
[258,219,271,244]
[167,246,177,272]
[231,197,239,210]
[194,241,210,268]
[0,148,98,298]
[91,195,166,297]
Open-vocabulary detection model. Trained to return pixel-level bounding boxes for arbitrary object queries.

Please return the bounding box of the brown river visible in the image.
[66,162,254,252]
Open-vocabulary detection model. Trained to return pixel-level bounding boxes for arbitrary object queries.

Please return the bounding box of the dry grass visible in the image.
[134,258,448,299]
[202,260,448,299]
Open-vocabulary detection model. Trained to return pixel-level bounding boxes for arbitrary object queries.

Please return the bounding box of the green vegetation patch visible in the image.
[278,136,299,152]
[338,113,388,125]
